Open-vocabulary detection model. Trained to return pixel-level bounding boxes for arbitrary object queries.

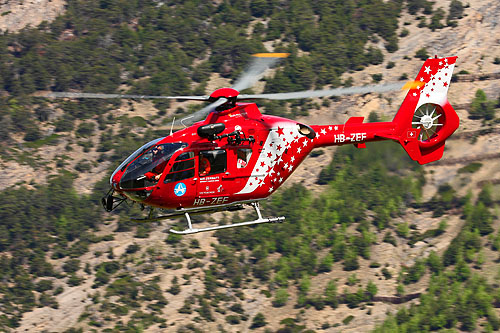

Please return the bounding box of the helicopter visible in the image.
[45,53,460,234]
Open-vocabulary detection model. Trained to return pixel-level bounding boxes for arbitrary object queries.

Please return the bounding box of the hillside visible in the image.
[0,0,499,332]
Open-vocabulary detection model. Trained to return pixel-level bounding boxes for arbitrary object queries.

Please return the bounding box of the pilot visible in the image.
[145,146,166,181]
[200,156,211,177]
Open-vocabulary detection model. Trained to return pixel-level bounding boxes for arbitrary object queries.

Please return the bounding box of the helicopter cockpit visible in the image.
[112,140,188,190]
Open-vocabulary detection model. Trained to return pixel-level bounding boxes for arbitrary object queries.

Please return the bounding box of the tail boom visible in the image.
[311,56,459,165]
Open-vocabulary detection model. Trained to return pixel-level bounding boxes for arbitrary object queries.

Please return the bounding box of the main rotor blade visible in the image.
[176,98,228,127]
[177,53,289,127]
[238,82,404,100]
[231,53,290,92]
[39,92,210,101]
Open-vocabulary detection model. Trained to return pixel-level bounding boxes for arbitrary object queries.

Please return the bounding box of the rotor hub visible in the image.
[412,103,445,142]
[209,88,240,101]
[420,115,434,129]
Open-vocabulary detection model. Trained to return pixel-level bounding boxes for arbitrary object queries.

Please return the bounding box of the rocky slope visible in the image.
[2,0,500,332]
[0,0,65,32]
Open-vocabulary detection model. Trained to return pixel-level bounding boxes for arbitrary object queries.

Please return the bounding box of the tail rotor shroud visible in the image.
[394,56,459,164]
[412,103,445,142]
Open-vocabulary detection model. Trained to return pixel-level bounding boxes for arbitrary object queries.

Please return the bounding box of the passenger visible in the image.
[237,149,248,168]
[200,156,211,177]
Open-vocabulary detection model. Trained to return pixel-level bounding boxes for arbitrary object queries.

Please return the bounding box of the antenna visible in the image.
[170,117,175,136]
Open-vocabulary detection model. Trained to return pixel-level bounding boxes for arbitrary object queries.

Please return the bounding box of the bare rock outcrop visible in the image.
[0,0,66,32]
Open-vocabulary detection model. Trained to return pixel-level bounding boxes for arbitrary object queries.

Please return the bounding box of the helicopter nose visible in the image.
[110,169,123,190]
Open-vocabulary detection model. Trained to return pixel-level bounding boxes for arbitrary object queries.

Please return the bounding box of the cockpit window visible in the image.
[110,137,164,185]
[200,150,226,177]
[164,151,195,183]
[119,142,187,189]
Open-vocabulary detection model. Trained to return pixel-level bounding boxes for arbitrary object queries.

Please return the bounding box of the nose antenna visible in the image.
[170,117,175,136]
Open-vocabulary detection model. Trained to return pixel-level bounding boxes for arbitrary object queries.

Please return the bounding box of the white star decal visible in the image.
[283,162,288,170]
[328,126,332,131]
[413,92,417,97]
[334,126,338,131]
[279,177,283,183]
[424,66,431,74]
[290,156,295,162]
[268,187,274,193]
[297,147,302,154]
[287,164,293,171]
[303,140,308,147]
[320,128,327,135]
[420,77,424,82]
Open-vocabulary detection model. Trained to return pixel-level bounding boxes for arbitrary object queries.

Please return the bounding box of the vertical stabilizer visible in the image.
[393,56,459,164]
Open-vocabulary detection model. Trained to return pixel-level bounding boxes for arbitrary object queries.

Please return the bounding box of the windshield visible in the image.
[119,142,187,189]
[110,137,164,186]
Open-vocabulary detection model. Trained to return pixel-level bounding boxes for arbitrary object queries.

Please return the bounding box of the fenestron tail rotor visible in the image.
[411,103,444,142]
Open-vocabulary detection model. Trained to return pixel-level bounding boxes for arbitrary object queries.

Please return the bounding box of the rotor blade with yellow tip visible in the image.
[252,53,290,58]
[182,53,290,126]
[402,80,425,90]
[231,53,289,91]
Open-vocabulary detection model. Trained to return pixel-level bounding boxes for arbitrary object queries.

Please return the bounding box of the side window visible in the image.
[164,151,195,183]
[236,148,252,169]
[200,150,226,177]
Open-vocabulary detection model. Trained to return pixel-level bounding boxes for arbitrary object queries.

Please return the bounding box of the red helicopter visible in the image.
[49,54,460,234]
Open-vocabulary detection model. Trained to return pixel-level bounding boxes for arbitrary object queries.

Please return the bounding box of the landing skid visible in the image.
[132,202,285,235]
[169,202,285,235]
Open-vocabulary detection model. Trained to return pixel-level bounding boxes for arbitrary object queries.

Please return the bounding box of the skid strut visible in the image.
[169,202,285,235]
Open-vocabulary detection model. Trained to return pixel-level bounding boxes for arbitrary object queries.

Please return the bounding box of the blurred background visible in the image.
[0,0,499,331]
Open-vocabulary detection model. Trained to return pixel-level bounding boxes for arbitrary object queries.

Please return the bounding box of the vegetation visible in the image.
[0,0,495,331]
[469,89,497,120]
[375,176,498,331]
[0,172,101,327]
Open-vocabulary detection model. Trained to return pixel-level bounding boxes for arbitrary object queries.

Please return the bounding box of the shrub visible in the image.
[272,288,289,307]
[415,48,429,60]
[76,122,95,137]
[250,313,267,329]
[458,162,482,174]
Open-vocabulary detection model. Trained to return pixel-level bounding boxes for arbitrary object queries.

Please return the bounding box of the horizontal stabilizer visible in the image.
[345,117,364,125]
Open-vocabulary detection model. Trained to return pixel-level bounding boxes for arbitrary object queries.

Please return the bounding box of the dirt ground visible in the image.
[6,0,500,331]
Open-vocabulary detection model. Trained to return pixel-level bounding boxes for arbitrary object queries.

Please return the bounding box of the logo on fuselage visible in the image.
[174,182,187,196]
